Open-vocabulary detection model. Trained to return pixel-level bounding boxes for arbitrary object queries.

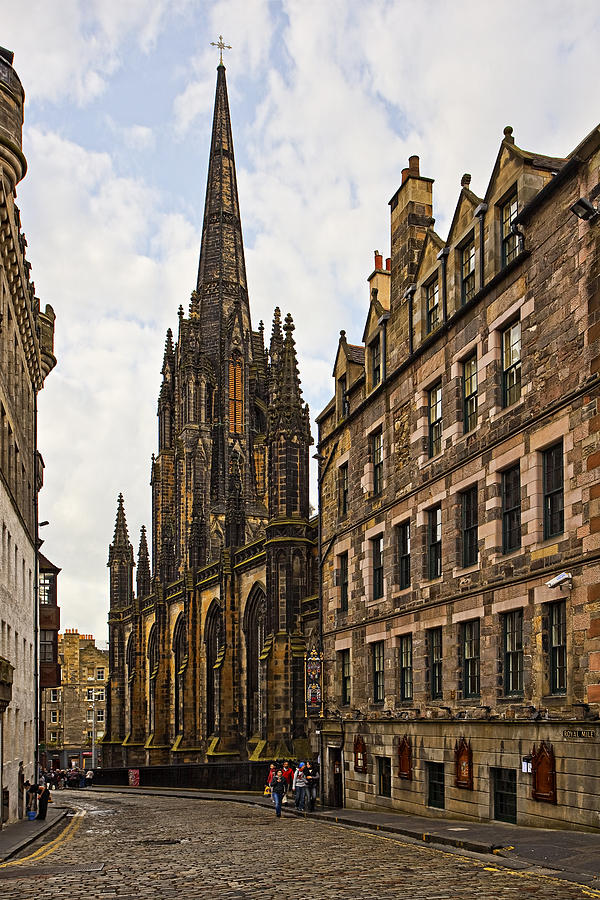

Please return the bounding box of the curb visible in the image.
[0,808,71,863]
[285,807,497,855]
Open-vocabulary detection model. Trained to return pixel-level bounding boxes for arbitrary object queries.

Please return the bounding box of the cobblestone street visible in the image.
[0,791,598,899]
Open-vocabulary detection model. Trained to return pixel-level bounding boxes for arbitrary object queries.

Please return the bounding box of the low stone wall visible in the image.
[93,761,270,792]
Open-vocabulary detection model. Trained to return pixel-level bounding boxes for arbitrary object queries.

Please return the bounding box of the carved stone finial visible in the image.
[503,125,514,144]
[461,173,471,187]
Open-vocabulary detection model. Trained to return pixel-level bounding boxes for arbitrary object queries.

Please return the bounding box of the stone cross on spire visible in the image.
[210,34,231,66]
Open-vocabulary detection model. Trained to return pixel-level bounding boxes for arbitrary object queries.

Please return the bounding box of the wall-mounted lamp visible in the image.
[570,197,599,221]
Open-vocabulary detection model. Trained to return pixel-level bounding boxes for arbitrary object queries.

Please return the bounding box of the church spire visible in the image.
[136,525,151,599]
[110,493,132,553]
[108,493,134,609]
[195,63,250,359]
[268,313,310,436]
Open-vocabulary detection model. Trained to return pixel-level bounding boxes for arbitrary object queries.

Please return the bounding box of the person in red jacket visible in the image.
[281,760,294,800]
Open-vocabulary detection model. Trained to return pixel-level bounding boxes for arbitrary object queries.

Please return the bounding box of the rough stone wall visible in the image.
[317,129,600,827]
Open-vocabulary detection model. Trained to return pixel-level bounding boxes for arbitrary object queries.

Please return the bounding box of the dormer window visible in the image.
[461,239,476,304]
[338,374,349,419]
[370,335,381,388]
[501,191,519,267]
[426,276,440,334]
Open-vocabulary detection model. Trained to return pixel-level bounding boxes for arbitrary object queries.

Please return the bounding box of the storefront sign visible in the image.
[562,729,596,739]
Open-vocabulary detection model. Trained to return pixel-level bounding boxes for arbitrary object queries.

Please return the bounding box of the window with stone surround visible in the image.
[426,275,440,334]
[428,626,443,700]
[339,551,349,613]
[370,334,381,388]
[501,191,519,267]
[427,506,442,579]
[501,321,521,408]
[503,609,523,696]
[372,640,385,703]
[396,521,411,590]
[502,465,521,553]
[338,462,348,518]
[340,649,351,706]
[461,486,478,568]
[372,535,384,601]
[462,619,480,698]
[543,441,564,540]
[461,237,476,304]
[428,382,442,458]
[371,429,383,495]
[399,634,413,701]
[462,354,477,433]
[338,374,349,419]
[549,600,567,695]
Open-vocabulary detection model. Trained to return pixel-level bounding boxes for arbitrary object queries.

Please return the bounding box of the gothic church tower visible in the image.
[105,60,316,769]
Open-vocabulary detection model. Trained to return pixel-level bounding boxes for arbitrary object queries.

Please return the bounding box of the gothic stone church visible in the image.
[103,64,317,768]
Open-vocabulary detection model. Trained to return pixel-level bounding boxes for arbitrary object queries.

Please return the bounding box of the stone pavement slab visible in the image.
[0,806,70,862]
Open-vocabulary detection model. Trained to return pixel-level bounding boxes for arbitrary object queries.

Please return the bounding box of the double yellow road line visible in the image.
[0,807,86,870]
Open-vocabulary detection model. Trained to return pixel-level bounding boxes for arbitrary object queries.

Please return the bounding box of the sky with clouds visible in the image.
[3,0,600,643]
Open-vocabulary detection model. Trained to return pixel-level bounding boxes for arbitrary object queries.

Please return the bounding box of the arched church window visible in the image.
[206,601,224,736]
[125,633,135,739]
[244,586,266,738]
[173,615,188,736]
[229,355,243,434]
[147,625,158,735]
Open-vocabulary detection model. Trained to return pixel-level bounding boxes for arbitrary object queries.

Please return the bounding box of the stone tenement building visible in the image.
[42,630,108,770]
[104,64,316,769]
[316,124,600,829]
[0,47,56,823]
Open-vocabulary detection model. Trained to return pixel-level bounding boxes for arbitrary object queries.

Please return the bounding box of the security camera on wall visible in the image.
[545,572,572,589]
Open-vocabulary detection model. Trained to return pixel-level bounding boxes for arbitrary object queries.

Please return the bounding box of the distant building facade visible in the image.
[38,552,61,768]
[0,47,56,823]
[104,64,317,769]
[41,630,108,770]
[316,125,600,830]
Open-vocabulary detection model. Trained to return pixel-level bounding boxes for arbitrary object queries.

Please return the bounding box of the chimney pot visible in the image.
[386,257,391,271]
[401,167,410,185]
[374,250,383,270]
[409,155,420,174]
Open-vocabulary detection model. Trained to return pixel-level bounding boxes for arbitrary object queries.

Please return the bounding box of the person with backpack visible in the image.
[292,761,308,811]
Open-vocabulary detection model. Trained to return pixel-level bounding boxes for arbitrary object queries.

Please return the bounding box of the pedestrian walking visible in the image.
[265,763,276,802]
[281,760,294,803]
[270,769,287,818]
[305,759,319,812]
[292,762,308,811]
[37,782,51,820]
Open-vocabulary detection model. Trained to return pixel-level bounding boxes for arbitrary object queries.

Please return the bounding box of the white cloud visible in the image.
[20,127,197,639]
[8,0,600,641]
[2,0,190,104]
